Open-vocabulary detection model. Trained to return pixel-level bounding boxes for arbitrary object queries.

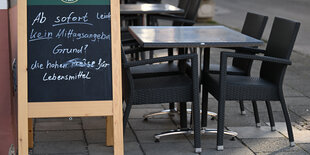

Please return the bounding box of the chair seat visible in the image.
[131,62,180,78]
[186,62,246,76]
[206,74,279,100]
[209,64,246,75]
[133,74,193,104]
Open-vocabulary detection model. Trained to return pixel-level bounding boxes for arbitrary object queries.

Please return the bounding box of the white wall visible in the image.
[0,0,8,9]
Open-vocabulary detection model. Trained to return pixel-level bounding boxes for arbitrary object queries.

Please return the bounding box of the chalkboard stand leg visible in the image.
[18,109,28,155]
[28,118,34,149]
[113,105,124,155]
[17,0,29,153]
[106,116,114,146]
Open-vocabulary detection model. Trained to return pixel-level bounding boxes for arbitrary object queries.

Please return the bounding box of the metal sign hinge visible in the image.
[8,144,15,155]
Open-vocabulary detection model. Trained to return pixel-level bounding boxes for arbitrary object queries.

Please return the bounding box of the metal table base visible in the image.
[143,108,218,120]
[154,127,238,152]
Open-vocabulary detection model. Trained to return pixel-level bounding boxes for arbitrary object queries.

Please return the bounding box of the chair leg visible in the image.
[193,100,201,153]
[265,101,276,131]
[168,48,173,56]
[134,53,139,60]
[130,53,134,60]
[168,48,173,63]
[123,100,132,131]
[217,99,225,151]
[252,101,261,127]
[180,102,187,128]
[149,51,154,59]
[201,84,208,127]
[147,14,151,26]
[280,97,295,146]
[169,102,175,113]
[239,100,246,115]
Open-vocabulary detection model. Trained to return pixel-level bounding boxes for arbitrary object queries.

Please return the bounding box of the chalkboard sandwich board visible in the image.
[28,0,113,102]
[18,0,123,154]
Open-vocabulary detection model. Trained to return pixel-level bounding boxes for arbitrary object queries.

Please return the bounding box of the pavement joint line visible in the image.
[289,87,310,98]
[284,81,310,98]
[238,137,308,154]
[299,144,310,154]
[232,135,256,154]
[287,108,308,123]
[242,101,308,125]
[284,96,309,98]
[269,122,310,152]
[80,117,90,155]
[296,143,310,155]
[128,119,147,155]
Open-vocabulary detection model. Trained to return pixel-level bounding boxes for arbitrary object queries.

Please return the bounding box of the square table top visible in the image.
[120,4,184,14]
[128,26,264,48]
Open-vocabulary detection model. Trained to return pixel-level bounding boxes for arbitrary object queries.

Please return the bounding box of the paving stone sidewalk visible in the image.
[30,0,310,154]
[30,41,310,155]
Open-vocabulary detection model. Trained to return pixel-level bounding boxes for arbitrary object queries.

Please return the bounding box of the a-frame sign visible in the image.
[18,0,123,154]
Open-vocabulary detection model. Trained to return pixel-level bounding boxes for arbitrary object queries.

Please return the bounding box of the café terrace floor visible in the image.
[30,45,310,155]
[29,3,310,155]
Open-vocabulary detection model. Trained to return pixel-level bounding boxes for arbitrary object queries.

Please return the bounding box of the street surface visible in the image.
[214,0,310,56]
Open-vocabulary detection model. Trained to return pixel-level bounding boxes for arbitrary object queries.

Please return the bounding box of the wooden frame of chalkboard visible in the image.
[17,0,123,154]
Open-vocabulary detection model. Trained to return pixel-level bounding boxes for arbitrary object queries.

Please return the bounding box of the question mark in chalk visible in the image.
[84,44,89,53]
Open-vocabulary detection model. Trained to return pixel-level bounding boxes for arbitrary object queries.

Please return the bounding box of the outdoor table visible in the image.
[120,4,184,25]
[128,25,264,134]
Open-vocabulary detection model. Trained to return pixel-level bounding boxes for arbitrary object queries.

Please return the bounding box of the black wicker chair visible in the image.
[122,48,202,153]
[209,12,268,76]
[146,0,190,26]
[148,0,199,26]
[203,17,300,150]
[123,0,201,123]
[201,13,268,128]
[122,0,195,48]
[121,0,162,26]
[121,0,193,61]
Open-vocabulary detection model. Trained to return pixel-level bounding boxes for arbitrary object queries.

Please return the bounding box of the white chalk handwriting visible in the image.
[42,71,91,81]
[52,44,89,54]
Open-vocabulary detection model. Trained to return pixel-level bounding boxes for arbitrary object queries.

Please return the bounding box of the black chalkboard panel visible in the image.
[27,2,112,102]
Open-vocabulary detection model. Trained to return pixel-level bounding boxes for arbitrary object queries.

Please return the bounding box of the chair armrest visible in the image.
[150,14,195,25]
[124,47,166,55]
[123,53,197,68]
[235,47,266,54]
[221,47,265,54]
[221,52,291,66]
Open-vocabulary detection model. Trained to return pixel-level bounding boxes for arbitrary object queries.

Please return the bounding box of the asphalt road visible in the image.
[213,0,310,56]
